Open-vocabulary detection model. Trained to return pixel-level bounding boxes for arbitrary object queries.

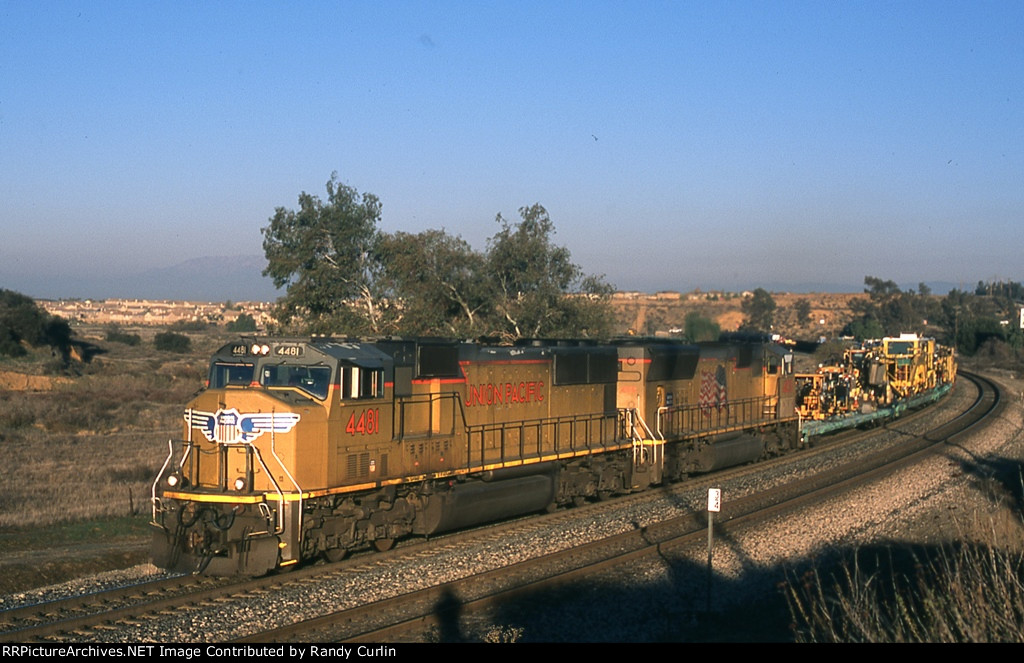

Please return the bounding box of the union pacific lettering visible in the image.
[464,381,545,407]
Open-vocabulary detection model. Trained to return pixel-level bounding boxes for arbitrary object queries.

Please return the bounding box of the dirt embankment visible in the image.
[610,291,865,339]
[0,371,70,391]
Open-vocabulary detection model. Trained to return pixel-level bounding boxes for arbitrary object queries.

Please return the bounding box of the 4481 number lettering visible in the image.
[346,408,380,435]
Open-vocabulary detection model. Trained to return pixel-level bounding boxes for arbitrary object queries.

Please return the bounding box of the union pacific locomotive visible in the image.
[150,333,952,576]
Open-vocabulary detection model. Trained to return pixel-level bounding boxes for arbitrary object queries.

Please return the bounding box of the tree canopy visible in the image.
[377,229,489,337]
[262,176,615,341]
[839,275,1023,365]
[226,313,257,332]
[486,204,614,341]
[844,275,938,340]
[684,311,720,342]
[262,173,387,334]
[740,288,777,332]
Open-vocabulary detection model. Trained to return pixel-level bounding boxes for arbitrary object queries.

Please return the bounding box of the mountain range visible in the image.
[4,255,283,302]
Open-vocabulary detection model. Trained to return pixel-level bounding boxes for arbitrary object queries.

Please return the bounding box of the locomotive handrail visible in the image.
[266,424,302,539]
[623,408,664,471]
[656,395,780,439]
[625,408,660,441]
[150,438,177,526]
[462,409,619,469]
[150,433,199,527]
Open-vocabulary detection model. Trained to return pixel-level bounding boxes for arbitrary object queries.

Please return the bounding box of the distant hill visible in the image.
[3,255,283,302]
[130,255,282,301]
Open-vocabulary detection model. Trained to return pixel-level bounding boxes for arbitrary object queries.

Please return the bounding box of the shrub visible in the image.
[154,331,191,353]
[105,326,141,346]
[170,319,211,332]
[226,313,257,332]
[0,289,70,357]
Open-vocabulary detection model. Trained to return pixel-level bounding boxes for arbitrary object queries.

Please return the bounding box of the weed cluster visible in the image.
[785,532,1024,642]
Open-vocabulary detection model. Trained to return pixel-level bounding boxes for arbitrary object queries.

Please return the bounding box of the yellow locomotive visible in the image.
[151,336,801,575]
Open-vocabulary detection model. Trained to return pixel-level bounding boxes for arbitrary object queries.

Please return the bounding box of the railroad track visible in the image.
[0,372,998,643]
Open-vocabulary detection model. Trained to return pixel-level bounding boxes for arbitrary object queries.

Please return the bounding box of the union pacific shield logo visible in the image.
[185,408,301,444]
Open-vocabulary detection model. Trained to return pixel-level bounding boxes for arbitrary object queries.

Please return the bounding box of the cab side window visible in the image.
[341,365,383,400]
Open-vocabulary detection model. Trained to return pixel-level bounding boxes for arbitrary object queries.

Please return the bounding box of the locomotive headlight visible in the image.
[260,344,270,355]
[251,343,261,355]
[233,477,248,492]
[166,473,181,488]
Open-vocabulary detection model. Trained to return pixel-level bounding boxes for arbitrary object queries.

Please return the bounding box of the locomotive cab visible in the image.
[150,338,394,575]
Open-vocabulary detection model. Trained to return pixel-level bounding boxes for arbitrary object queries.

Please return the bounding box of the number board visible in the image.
[707,488,721,513]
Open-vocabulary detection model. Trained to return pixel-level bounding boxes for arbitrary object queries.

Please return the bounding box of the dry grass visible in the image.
[0,428,167,527]
[0,328,216,529]
[785,498,1024,643]
[786,540,1024,642]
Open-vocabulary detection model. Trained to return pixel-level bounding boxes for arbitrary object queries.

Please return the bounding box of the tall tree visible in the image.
[485,204,614,341]
[793,298,812,325]
[262,174,390,334]
[262,180,614,340]
[846,275,933,338]
[741,288,777,332]
[684,311,720,342]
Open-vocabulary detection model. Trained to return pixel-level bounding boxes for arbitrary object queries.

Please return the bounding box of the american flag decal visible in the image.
[699,366,728,413]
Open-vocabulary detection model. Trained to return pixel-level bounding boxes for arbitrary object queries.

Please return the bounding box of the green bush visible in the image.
[0,289,70,357]
[105,326,141,346]
[154,331,191,353]
[226,313,257,332]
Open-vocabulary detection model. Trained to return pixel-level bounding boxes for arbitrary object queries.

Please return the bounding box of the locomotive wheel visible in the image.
[324,547,347,563]
[373,538,395,552]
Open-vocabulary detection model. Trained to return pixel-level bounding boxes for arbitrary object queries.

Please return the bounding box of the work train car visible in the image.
[796,333,956,442]
[151,336,801,576]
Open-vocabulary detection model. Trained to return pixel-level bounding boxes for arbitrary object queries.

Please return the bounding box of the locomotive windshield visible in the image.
[209,362,255,388]
[260,363,333,400]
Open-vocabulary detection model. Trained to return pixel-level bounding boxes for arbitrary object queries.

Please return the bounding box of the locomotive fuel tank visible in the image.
[419,467,559,535]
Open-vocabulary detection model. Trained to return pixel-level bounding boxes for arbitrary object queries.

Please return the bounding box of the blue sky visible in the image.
[1,1,1021,300]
